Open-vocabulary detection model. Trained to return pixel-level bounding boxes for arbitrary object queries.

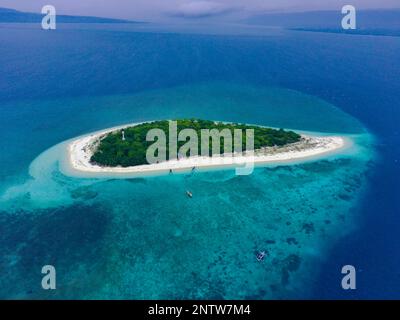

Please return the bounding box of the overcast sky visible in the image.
[0,0,398,21]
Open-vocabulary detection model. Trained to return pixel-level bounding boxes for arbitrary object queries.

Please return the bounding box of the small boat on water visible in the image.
[186,191,193,198]
[256,251,266,261]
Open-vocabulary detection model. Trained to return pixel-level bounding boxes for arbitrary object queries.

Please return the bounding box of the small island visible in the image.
[91,119,302,167]
[66,119,347,177]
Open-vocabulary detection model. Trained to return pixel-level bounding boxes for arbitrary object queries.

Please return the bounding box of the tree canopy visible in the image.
[90,119,301,167]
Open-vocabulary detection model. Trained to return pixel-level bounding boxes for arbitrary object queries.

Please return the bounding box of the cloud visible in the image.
[169,1,237,18]
[2,0,400,21]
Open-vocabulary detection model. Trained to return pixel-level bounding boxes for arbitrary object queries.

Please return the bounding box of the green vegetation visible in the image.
[90,119,301,167]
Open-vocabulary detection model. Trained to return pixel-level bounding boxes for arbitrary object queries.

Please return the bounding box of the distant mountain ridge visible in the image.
[245,9,400,29]
[244,9,400,37]
[0,7,144,23]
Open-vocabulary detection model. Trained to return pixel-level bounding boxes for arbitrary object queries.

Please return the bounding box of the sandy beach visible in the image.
[63,122,349,177]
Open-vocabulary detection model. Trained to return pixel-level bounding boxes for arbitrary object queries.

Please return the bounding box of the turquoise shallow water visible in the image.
[0,83,364,186]
[0,83,375,299]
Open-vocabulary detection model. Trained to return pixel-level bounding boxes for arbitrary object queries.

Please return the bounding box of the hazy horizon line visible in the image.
[1,4,400,23]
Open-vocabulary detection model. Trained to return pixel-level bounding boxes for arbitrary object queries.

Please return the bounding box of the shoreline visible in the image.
[61,122,351,178]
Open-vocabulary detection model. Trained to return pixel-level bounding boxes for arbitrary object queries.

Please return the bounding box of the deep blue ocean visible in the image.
[0,23,399,299]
